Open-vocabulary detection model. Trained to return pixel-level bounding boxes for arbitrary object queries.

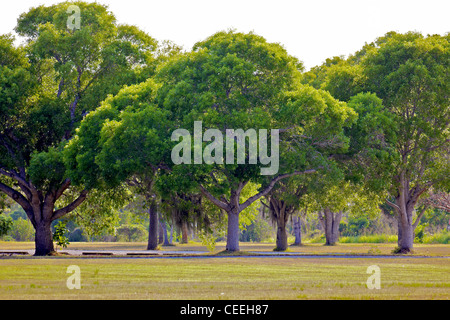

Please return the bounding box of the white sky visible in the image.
[1,0,449,70]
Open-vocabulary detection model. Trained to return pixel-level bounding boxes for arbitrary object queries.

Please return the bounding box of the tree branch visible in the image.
[239,169,317,212]
[198,184,229,211]
[0,181,35,226]
[54,179,71,200]
[412,204,428,230]
[51,190,88,221]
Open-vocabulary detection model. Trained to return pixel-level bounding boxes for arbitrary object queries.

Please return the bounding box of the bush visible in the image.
[340,216,370,237]
[116,224,147,242]
[422,231,450,244]
[53,221,70,249]
[339,234,397,243]
[307,234,326,243]
[240,217,273,242]
[0,215,13,238]
[9,218,34,241]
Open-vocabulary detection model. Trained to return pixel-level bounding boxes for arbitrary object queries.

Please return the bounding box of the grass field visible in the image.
[1,242,449,300]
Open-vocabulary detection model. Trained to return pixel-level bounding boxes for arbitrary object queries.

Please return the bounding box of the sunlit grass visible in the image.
[0,256,449,299]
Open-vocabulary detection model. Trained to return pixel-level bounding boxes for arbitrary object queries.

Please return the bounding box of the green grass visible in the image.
[0,256,449,299]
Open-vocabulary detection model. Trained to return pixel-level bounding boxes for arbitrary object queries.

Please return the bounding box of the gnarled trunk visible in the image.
[268,197,293,251]
[34,220,54,256]
[319,209,342,246]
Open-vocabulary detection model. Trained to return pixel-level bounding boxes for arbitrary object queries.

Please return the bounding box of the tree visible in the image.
[0,2,157,255]
[307,32,449,253]
[307,181,382,245]
[357,33,449,252]
[154,30,357,251]
[65,78,172,249]
[261,177,307,251]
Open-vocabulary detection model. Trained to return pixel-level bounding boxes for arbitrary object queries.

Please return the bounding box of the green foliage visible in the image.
[9,218,35,241]
[28,145,67,190]
[116,224,147,242]
[57,187,128,238]
[240,215,273,242]
[414,223,428,243]
[0,215,13,237]
[339,216,370,237]
[422,231,450,244]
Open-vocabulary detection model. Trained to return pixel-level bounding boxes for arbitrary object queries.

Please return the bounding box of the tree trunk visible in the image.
[158,214,164,245]
[293,216,302,246]
[322,209,342,246]
[275,217,288,251]
[395,201,415,253]
[34,220,54,256]
[397,220,403,247]
[398,219,414,253]
[181,220,189,244]
[393,185,417,253]
[226,210,240,252]
[275,207,289,251]
[147,200,158,250]
[161,221,170,246]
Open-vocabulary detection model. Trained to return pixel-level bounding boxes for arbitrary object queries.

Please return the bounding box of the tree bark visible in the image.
[158,213,164,245]
[226,210,240,252]
[34,220,54,256]
[389,179,424,253]
[161,220,170,246]
[293,216,302,246]
[269,197,290,251]
[181,220,189,244]
[394,196,415,253]
[321,209,342,246]
[275,217,288,251]
[147,199,158,250]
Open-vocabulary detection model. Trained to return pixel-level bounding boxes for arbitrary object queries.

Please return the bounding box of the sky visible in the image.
[1,0,449,70]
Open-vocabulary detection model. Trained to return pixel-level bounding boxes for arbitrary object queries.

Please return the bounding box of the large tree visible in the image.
[0,2,157,255]
[155,30,356,251]
[315,32,449,252]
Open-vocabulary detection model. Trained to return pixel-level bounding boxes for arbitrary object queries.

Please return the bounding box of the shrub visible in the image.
[422,231,450,244]
[339,234,397,243]
[0,215,13,238]
[9,218,34,241]
[53,221,70,250]
[116,224,147,242]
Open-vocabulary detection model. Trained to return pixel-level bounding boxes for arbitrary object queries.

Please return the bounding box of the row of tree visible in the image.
[0,2,448,255]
